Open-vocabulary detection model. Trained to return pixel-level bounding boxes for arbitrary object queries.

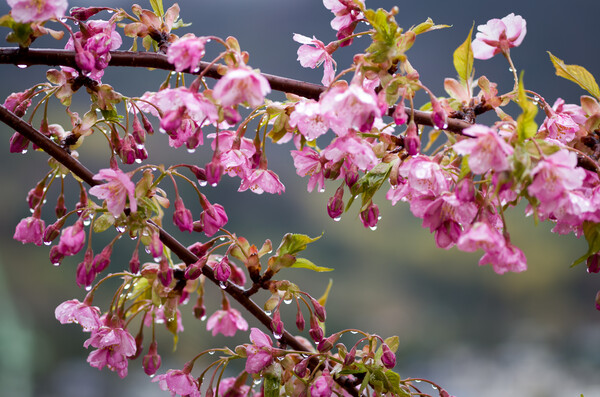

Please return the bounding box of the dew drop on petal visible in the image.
[264,310,272,316]
[199,180,208,187]
[219,281,227,289]
[21,149,28,154]
[333,217,341,222]
[200,314,207,321]
[187,148,196,154]
[44,241,52,246]
[283,298,293,305]
[369,225,377,231]
[211,183,218,187]
[17,64,28,69]
[52,262,60,266]
[273,331,283,339]
[85,285,92,291]
[135,158,142,164]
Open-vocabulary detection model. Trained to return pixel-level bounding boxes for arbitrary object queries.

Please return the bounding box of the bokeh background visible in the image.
[1,1,600,396]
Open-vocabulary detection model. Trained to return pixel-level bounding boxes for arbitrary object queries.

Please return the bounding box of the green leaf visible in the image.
[516,71,538,142]
[453,24,474,83]
[411,17,451,35]
[572,222,600,267]
[385,371,411,397]
[149,0,164,16]
[275,233,322,257]
[291,257,333,272]
[317,278,333,307]
[263,374,280,397]
[347,162,393,211]
[548,52,600,100]
[93,213,115,233]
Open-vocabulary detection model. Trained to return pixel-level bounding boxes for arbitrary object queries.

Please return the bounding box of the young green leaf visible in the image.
[516,71,538,142]
[291,257,333,272]
[453,24,474,83]
[548,52,600,100]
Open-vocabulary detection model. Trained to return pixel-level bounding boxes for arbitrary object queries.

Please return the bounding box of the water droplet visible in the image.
[21,149,28,154]
[187,148,196,154]
[301,354,309,358]
[29,208,34,214]
[431,385,437,390]
[199,180,208,187]
[159,128,166,134]
[318,187,325,193]
[267,249,272,254]
[253,379,262,386]
[533,96,540,101]
[83,218,91,226]
[17,64,28,69]
[144,246,151,254]
[350,331,358,334]
[283,298,293,305]
[115,225,126,233]
[149,374,155,379]
[369,225,377,231]
[208,351,215,355]
[276,356,284,361]
[192,67,200,73]
[219,237,226,241]
[59,17,67,22]
[52,262,60,267]
[85,285,92,291]
[442,123,448,129]
[273,331,283,339]
[211,183,218,187]
[219,281,227,289]
[107,9,114,13]
[130,234,138,240]
[44,240,52,246]
[433,125,440,131]
[200,314,207,321]
[135,158,142,164]
[264,310,272,316]
[415,380,421,383]
[73,21,79,25]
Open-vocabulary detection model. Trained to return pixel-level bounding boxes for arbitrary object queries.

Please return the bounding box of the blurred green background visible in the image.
[1,1,599,396]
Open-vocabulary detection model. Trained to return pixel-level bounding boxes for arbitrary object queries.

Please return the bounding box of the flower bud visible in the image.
[430,96,447,130]
[587,253,600,274]
[317,333,339,353]
[596,291,600,311]
[381,343,396,369]
[205,158,223,187]
[327,186,344,221]
[92,244,113,273]
[173,198,194,233]
[49,245,65,266]
[149,231,163,259]
[455,178,476,203]
[359,201,380,230]
[295,308,305,331]
[344,346,357,366]
[193,296,206,320]
[9,131,29,153]
[27,181,45,210]
[129,249,140,274]
[404,121,420,156]
[294,357,310,378]
[214,256,231,283]
[393,100,408,125]
[185,258,206,280]
[139,111,155,135]
[270,310,284,339]
[311,298,326,322]
[142,341,161,376]
[55,194,67,218]
[344,164,359,187]
[309,315,323,342]
[160,107,185,134]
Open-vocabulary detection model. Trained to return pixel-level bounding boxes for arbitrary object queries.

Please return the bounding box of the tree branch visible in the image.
[0,47,472,133]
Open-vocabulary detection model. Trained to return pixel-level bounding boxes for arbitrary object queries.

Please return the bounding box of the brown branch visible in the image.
[0,47,471,133]
[0,103,359,396]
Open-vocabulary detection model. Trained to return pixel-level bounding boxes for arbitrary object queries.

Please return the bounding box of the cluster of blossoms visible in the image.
[4,0,600,396]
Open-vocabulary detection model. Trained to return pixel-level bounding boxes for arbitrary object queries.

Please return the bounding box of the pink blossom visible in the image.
[245,328,275,374]
[479,242,527,274]
[153,367,201,397]
[321,133,378,172]
[208,130,255,178]
[294,34,337,86]
[84,319,137,378]
[359,201,379,229]
[13,215,45,246]
[55,299,102,332]
[239,168,285,195]
[289,99,329,141]
[200,198,228,237]
[291,147,325,192]
[323,0,364,46]
[527,149,585,208]
[310,370,334,397]
[142,341,161,376]
[214,377,251,397]
[56,219,86,256]
[167,34,208,73]
[457,222,505,253]
[472,13,527,60]
[213,66,271,108]
[8,0,68,23]
[206,307,248,337]
[89,168,137,217]
[422,194,478,249]
[320,82,382,136]
[453,125,514,174]
[541,112,580,144]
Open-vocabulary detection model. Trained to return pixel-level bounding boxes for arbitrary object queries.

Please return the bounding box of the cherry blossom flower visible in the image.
[472,13,527,60]
[89,168,137,217]
[13,215,45,246]
[310,369,334,397]
[457,222,505,253]
[153,367,201,397]
[294,33,337,86]
[239,168,285,195]
[213,66,271,108]
[167,34,208,73]
[55,299,102,332]
[84,317,137,378]
[56,219,86,256]
[538,99,584,144]
[421,193,478,249]
[245,328,275,374]
[321,133,378,172]
[8,0,68,23]
[206,306,248,337]
[320,82,382,136]
[214,377,251,397]
[323,0,365,46]
[291,147,325,192]
[453,125,514,174]
[479,241,527,274]
[289,99,329,141]
[527,149,586,211]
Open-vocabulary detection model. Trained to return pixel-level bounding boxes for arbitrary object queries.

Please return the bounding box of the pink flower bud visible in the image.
[587,253,600,274]
[311,298,326,322]
[344,346,357,366]
[129,249,140,274]
[188,241,214,258]
[9,131,29,153]
[309,315,324,342]
[327,186,344,220]
[296,308,305,331]
[27,181,45,210]
[184,258,206,280]
[294,357,310,378]
[393,100,408,125]
[149,231,163,259]
[214,256,231,284]
[92,244,113,273]
[193,296,206,320]
[359,201,380,230]
[205,157,223,187]
[158,258,173,287]
[160,107,185,134]
[318,333,339,352]
[173,198,194,233]
[70,7,111,21]
[596,291,600,311]
[404,121,420,156]
[270,311,284,339]
[143,341,162,376]
[344,164,359,187]
[430,96,447,130]
[49,245,65,266]
[381,343,396,369]
[76,248,96,288]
